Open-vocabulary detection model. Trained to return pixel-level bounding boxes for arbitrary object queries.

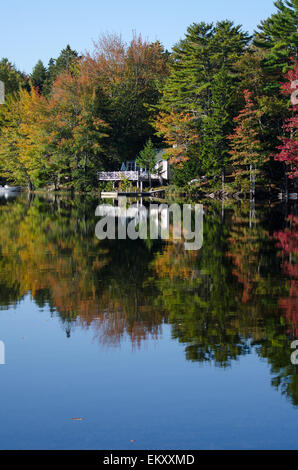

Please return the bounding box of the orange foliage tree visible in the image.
[155,111,199,165]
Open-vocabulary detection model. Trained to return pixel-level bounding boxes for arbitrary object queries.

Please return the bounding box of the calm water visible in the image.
[0,193,297,450]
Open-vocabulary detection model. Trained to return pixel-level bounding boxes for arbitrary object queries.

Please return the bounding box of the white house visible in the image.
[98,148,170,185]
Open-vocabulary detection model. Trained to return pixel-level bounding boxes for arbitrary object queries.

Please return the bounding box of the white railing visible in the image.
[98,171,159,181]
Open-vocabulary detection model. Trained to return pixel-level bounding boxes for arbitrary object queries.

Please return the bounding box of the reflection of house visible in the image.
[95,197,170,236]
[98,148,169,184]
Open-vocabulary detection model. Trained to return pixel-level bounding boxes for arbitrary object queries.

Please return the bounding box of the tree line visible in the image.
[0,0,297,195]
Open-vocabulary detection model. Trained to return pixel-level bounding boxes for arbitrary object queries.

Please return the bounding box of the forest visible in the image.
[0,0,297,197]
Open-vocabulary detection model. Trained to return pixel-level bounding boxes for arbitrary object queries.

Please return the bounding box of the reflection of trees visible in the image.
[228,204,298,407]
[226,204,269,303]
[83,240,166,347]
[0,195,165,346]
[151,206,249,367]
[274,215,298,336]
[0,195,298,404]
[150,204,278,367]
[263,214,298,406]
[150,201,298,405]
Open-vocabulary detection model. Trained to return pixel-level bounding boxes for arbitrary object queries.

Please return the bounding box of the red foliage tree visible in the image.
[275,61,298,179]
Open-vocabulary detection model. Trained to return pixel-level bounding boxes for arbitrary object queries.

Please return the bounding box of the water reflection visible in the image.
[0,194,297,403]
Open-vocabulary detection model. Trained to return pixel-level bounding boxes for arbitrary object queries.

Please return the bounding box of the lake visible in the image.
[0,193,297,450]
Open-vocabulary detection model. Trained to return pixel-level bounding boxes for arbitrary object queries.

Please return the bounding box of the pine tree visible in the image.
[199,67,236,190]
[159,21,250,116]
[254,0,298,88]
[0,58,28,95]
[43,45,78,95]
[159,22,215,115]
[157,21,250,184]
[31,60,47,93]
[136,138,157,187]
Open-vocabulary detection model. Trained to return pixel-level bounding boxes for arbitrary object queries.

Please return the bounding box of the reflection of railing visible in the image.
[98,171,159,181]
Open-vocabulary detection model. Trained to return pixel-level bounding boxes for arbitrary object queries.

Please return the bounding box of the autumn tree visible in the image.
[47,68,111,191]
[275,62,298,182]
[0,87,50,189]
[84,33,169,160]
[251,0,298,183]
[155,111,198,164]
[228,90,265,197]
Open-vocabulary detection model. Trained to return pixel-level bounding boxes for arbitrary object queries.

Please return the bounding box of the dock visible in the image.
[100,188,166,198]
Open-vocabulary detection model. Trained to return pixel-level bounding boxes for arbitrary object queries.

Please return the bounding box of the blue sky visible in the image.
[1,0,277,74]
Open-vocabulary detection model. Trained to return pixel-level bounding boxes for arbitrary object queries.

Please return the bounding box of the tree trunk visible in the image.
[249,164,255,201]
[221,199,225,223]
[27,179,34,192]
[284,162,288,200]
[221,168,225,194]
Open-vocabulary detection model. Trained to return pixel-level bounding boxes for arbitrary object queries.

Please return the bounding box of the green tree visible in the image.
[31,60,47,93]
[159,21,250,115]
[199,67,236,189]
[254,0,298,90]
[136,138,157,187]
[158,21,250,185]
[43,45,78,95]
[0,58,28,95]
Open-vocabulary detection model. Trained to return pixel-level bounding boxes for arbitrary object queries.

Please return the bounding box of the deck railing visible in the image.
[98,171,159,181]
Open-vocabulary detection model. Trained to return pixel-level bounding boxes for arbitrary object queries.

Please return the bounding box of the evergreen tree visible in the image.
[31,60,47,93]
[159,21,250,116]
[0,58,28,95]
[55,44,79,72]
[199,67,236,189]
[43,45,78,95]
[157,20,250,184]
[159,22,215,115]
[136,138,157,186]
[254,0,298,89]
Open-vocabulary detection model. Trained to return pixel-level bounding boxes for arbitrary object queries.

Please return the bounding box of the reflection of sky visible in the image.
[0,295,297,450]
